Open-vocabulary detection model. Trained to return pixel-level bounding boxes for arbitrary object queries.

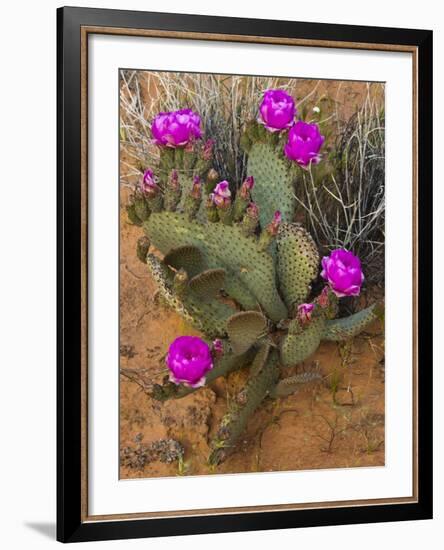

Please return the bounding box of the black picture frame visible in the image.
[57,5,433,543]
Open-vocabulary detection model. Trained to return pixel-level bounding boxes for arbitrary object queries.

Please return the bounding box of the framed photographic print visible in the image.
[57,6,433,543]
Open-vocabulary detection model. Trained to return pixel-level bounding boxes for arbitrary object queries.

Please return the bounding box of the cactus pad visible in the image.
[322,302,382,341]
[145,253,235,338]
[247,142,296,227]
[163,245,206,278]
[188,268,226,301]
[280,318,325,366]
[276,223,319,310]
[226,311,268,354]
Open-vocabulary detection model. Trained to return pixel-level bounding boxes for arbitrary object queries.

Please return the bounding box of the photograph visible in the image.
[119,71,386,479]
[0,0,436,546]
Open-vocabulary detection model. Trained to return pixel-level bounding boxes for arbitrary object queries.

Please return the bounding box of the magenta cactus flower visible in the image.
[166,336,213,388]
[284,121,325,167]
[298,303,314,324]
[320,249,364,298]
[258,89,296,132]
[239,176,255,200]
[151,109,202,148]
[140,169,159,196]
[210,180,232,208]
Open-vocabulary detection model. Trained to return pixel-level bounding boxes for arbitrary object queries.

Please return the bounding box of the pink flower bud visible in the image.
[206,168,219,184]
[140,169,160,196]
[245,176,255,189]
[297,303,314,324]
[169,169,179,189]
[214,181,231,198]
[191,176,202,199]
[210,180,232,208]
[239,176,255,200]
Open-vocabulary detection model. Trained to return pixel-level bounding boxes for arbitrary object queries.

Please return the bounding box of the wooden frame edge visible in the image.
[82,25,418,53]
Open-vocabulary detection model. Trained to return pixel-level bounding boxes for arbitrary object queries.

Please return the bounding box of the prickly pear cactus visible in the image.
[126,97,383,466]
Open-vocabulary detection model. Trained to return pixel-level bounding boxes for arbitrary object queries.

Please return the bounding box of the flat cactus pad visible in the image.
[322,302,382,341]
[248,142,296,227]
[163,245,206,278]
[276,223,319,310]
[145,253,235,338]
[280,318,325,366]
[226,311,268,355]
